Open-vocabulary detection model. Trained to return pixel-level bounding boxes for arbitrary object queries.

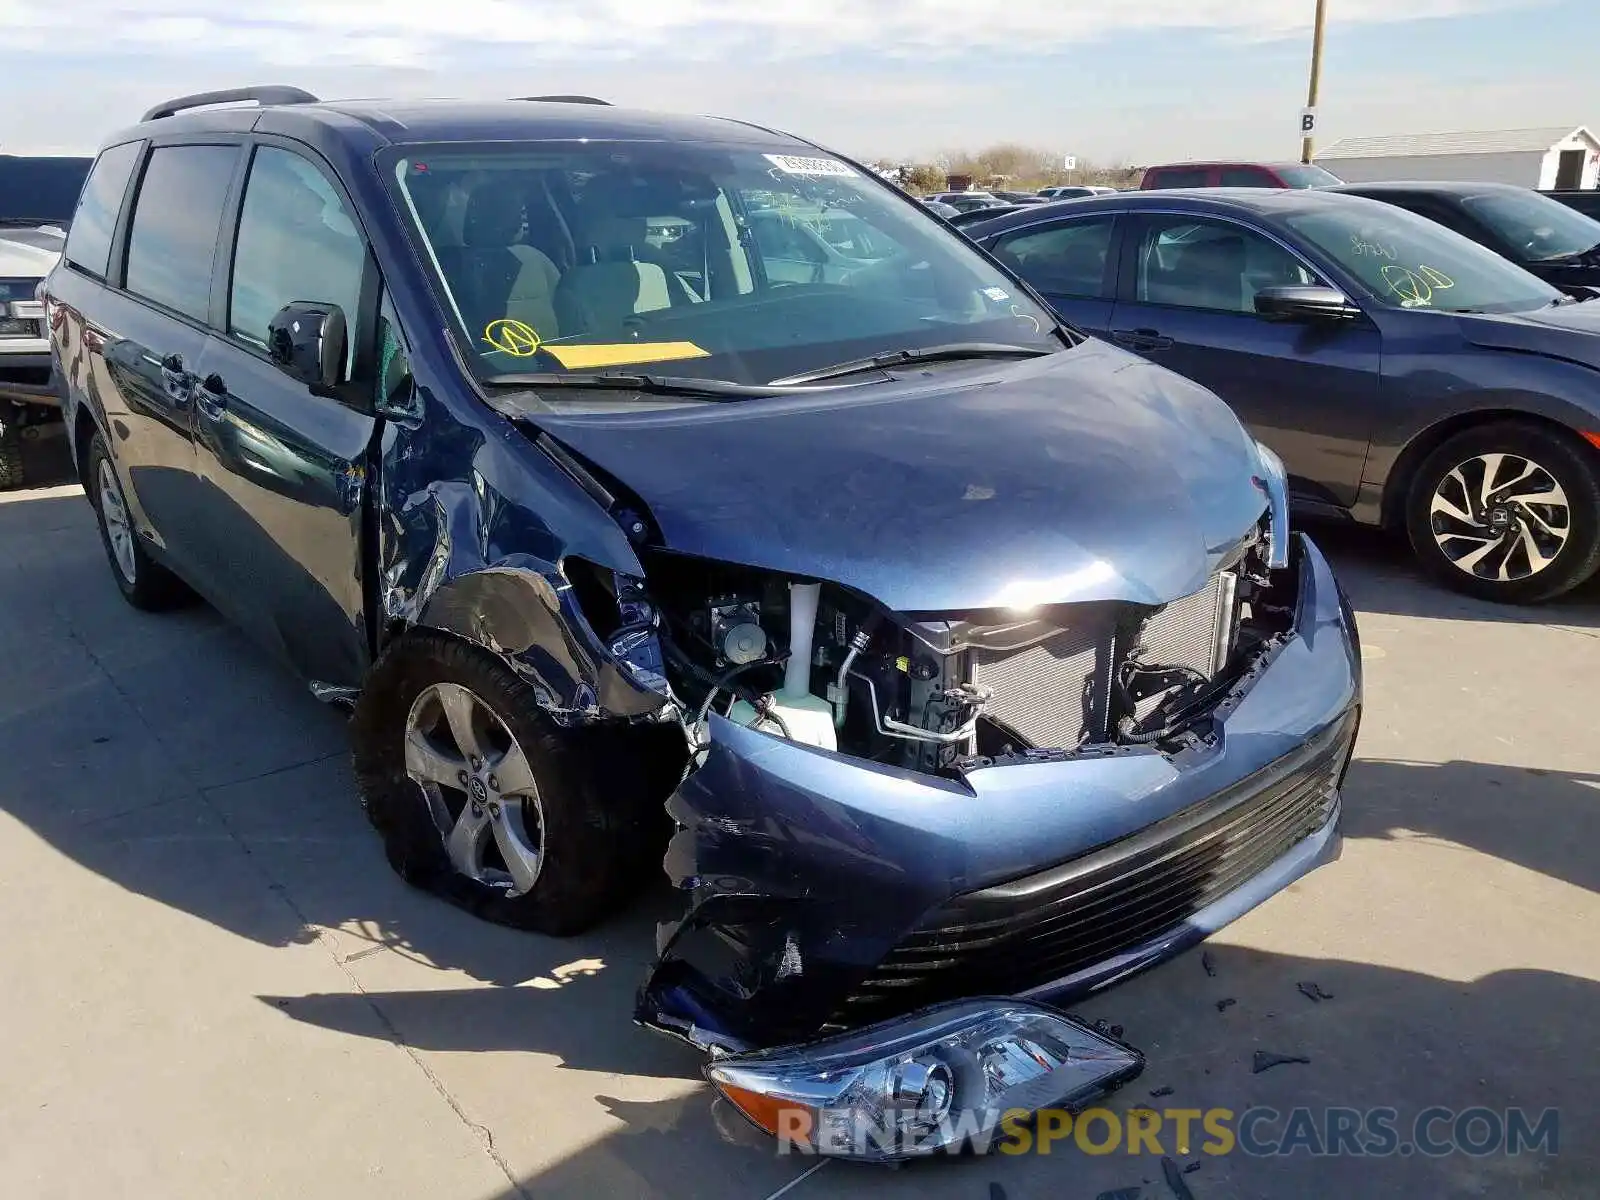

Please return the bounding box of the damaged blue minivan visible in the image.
[46,88,1361,1158]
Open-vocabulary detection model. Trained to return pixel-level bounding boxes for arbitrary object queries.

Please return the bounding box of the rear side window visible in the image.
[1219,167,1278,188]
[992,217,1117,299]
[63,142,142,278]
[1145,168,1211,189]
[124,144,239,321]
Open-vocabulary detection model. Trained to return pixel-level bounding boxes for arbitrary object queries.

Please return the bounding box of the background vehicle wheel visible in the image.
[351,630,664,935]
[86,432,192,611]
[0,403,24,490]
[1405,421,1600,604]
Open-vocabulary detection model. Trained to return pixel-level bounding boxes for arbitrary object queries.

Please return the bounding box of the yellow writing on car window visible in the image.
[1418,265,1455,289]
[483,319,543,357]
[544,342,712,370]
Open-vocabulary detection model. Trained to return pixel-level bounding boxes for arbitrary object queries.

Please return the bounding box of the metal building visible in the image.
[1317,126,1600,189]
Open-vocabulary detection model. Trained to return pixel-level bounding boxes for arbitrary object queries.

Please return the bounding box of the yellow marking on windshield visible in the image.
[544,342,711,370]
[483,319,543,357]
[1418,265,1456,289]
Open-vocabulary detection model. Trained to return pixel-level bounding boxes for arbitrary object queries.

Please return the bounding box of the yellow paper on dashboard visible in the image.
[544,342,711,370]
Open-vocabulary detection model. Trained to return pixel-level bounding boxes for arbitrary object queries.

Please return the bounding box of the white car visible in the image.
[0,227,63,487]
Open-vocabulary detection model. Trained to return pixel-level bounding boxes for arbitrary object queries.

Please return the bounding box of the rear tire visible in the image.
[1404,421,1600,604]
[351,630,661,935]
[86,431,193,611]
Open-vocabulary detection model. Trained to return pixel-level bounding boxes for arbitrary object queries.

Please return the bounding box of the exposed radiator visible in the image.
[966,572,1239,751]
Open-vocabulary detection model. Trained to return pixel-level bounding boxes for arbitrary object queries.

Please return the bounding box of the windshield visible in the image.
[1461,188,1600,262]
[1275,163,1343,188]
[1283,199,1563,314]
[385,142,1058,386]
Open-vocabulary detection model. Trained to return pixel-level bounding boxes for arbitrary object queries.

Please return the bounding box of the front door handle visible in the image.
[1110,327,1174,351]
[195,374,229,419]
[158,353,194,406]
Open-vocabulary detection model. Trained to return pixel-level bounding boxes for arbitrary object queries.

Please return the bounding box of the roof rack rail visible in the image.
[140,86,320,123]
[512,95,611,105]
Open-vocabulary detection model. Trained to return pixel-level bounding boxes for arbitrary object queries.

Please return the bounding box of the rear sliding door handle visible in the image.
[195,374,229,418]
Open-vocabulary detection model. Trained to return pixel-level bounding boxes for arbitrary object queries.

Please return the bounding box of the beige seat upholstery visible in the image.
[554,216,674,338]
[435,184,562,343]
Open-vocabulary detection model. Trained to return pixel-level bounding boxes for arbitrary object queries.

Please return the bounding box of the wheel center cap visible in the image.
[468,776,488,803]
[1486,507,1515,534]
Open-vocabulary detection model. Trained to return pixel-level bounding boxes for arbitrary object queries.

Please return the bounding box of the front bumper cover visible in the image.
[638,532,1361,1052]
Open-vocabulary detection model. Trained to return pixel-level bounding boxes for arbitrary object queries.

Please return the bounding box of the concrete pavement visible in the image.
[1,442,1595,1199]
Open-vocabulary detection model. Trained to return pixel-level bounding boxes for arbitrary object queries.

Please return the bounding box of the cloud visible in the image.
[0,0,1544,67]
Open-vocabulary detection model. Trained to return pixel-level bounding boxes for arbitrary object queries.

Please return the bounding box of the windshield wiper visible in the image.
[767,342,1055,386]
[482,371,835,401]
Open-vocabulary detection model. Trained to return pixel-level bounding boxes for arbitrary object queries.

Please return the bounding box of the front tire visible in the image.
[1405,421,1600,604]
[86,431,193,611]
[351,630,655,935]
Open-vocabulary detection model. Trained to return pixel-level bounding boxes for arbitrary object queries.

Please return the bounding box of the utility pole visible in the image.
[1302,0,1329,163]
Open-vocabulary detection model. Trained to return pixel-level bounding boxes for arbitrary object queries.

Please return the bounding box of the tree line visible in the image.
[875,144,1142,193]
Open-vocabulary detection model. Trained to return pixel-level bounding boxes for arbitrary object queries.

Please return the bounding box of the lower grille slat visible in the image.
[836,716,1355,1023]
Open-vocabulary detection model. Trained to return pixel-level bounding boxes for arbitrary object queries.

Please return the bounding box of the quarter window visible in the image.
[63,141,142,279]
[124,144,239,321]
[229,146,367,373]
[992,218,1116,299]
[1134,217,1320,314]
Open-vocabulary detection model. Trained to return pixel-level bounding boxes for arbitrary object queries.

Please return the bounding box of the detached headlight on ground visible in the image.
[705,998,1144,1161]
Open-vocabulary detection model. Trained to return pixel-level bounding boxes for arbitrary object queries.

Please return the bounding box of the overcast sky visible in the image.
[0,0,1592,164]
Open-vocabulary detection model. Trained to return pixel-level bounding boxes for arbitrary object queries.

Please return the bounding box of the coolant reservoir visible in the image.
[727,693,838,751]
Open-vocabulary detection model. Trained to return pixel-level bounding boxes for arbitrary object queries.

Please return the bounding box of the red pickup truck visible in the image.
[1139,161,1343,189]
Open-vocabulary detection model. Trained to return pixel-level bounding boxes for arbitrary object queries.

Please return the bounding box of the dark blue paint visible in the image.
[971,190,1600,528]
[640,534,1360,1048]
[529,341,1269,612]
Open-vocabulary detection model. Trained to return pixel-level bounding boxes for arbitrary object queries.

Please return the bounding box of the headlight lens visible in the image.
[705,998,1143,1161]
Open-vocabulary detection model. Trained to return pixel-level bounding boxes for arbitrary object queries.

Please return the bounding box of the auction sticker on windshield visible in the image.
[763,154,857,178]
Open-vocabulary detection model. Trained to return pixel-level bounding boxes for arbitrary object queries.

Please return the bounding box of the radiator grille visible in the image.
[834,713,1355,1026]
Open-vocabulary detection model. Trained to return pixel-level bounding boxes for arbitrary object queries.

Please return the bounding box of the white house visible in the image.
[1316,126,1600,189]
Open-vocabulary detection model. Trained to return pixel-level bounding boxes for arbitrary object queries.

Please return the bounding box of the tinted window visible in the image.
[993,218,1116,298]
[1145,168,1211,189]
[1284,200,1561,313]
[124,144,238,320]
[229,146,366,372]
[62,142,141,278]
[1275,163,1343,188]
[1219,167,1277,188]
[1461,188,1600,263]
[1135,216,1320,313]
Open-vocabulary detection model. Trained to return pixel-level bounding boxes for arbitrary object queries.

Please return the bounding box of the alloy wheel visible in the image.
[1428,451,1571,583]
[402,682,546,896]
[97,459,138,584]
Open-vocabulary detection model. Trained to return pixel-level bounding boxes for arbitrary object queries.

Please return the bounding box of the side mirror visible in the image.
[267,301,348,389]
[1255,285,1361,322]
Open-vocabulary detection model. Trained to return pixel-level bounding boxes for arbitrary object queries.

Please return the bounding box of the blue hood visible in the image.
[526,341,1270,612]
[1457,299,1600,372]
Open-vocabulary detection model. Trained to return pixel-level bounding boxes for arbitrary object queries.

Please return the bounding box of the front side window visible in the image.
[385,141,1058,386]
[993,218,1116,299]
[1134,217,1320,314]
[1461,188,1600,263]
[1284,200,1564,313]
[229,146,366,373]
[124,144,239,321]
[63,141,142,279]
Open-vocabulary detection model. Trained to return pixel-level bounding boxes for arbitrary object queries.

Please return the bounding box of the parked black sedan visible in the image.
[969,189,1600,603]
[1331,181,1600,295]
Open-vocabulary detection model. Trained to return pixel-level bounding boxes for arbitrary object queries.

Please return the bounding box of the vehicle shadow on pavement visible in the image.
[1304,519,1600,628]
[253,754,1600,1198]
[381,954,1598,1200]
